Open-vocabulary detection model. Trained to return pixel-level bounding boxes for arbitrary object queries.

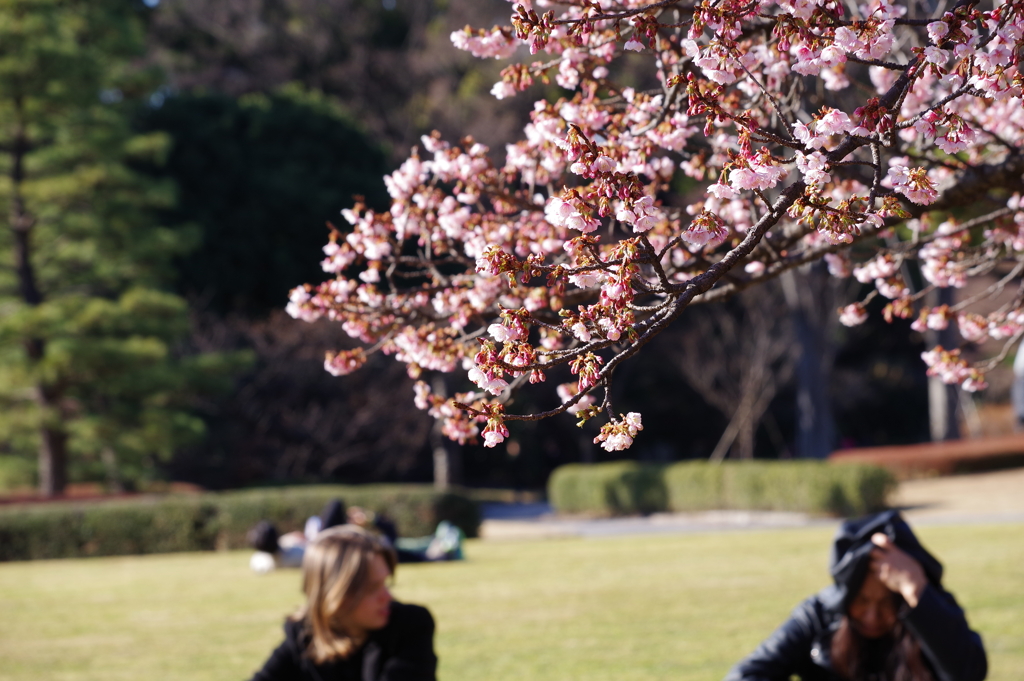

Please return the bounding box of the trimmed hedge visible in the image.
[212,485,479,549]
[662,462,723,512]
[548,460,896,517]
[0,497,220,561]
[0,484,479,562]
[667,461,895,515]
[548,462,667,515]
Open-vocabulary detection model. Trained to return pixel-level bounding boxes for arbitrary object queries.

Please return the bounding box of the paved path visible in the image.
[896,467,1024,525]
[479,468,1024,540]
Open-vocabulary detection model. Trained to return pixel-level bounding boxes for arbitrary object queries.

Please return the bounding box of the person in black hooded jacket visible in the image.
[724,510,986,681]
[249,524,437,681]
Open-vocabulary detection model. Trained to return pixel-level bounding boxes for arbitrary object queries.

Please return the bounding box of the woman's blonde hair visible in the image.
[292,524,397,663]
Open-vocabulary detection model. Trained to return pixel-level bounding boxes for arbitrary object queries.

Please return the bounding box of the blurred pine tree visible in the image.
[0,0,248,495]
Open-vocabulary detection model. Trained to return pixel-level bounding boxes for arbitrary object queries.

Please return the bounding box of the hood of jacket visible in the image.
[825,510,943,613]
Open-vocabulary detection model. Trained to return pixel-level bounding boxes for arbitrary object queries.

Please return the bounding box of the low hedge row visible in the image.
[548,462,668,515]
[0,484,479,562]
[548,460,896,517]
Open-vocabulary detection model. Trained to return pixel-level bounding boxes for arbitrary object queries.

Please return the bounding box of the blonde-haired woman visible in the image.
[250,525,437,681]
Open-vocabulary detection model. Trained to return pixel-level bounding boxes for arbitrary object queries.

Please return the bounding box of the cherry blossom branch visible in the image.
[977,327,1024,372]
[950,260,1024,312]
[893,206,1016,252]
[299,0,1024,446]
[549,0,694,25]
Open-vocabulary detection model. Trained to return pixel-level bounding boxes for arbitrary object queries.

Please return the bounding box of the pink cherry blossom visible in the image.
[958,313,989,343]
[557,382,596,415]
[708,181,736,200]
[795,152,831,189]
[927,21,949,44]
[839,303,869,327]
[491,80,517,99]
[824,253,852,278]
[594,412,643,452]
[886,163,938,205]
[729,167,759,191]
[682,211,728,248]
[287,1,1024,450]
[483,428,507,447]
[815,108,853,136]
[324,349,367,376]
[793,121,826,150]
[451,27,518,59]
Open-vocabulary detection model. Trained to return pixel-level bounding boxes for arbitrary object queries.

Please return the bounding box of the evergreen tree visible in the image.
[138,88,390,315]
[0,0,245,495]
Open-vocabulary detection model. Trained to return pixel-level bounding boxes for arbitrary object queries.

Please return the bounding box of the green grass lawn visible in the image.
[0,522,1020,681]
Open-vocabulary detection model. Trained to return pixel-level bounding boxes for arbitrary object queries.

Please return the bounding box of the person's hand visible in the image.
[870,533,927,608]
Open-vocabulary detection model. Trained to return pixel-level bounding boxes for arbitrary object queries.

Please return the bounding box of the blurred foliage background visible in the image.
[0,0,945,496]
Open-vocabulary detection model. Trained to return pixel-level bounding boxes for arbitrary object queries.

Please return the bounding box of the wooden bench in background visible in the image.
[830,433,1024,477]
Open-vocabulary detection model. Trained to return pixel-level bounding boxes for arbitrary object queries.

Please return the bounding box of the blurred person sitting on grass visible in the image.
[248,500,348,574]
[724,510,986,681]
[250,524,437,681]
[249,499,463,574]
[346,505,463,564]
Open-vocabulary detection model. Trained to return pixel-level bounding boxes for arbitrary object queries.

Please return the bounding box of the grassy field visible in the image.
[0,522,1021,681]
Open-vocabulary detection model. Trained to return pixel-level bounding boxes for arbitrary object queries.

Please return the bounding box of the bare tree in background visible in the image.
[179,311,434,484]
[146,0,531,164]
[673,285,797,461]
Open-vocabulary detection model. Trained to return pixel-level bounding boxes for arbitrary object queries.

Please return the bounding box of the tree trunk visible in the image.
[431,436,449,490]
[1012,349,1024,429]
[431,429,462,490]
[8,98,68,496]
[38,424,68,496]
[709,389,757,462]
[925,287,961,442]
[737,420,755,460]
[430,376,461,489]
[27,345,68,496]
[708,412,742,463]
[578,431,595,463]
[927,378,961,441]
[101,446,125,494]
[782,268,837,459]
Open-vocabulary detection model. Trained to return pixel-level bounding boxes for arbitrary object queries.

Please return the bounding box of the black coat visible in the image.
[722,583,987,681]
[724,511,987,681]
[250,602,437,681]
